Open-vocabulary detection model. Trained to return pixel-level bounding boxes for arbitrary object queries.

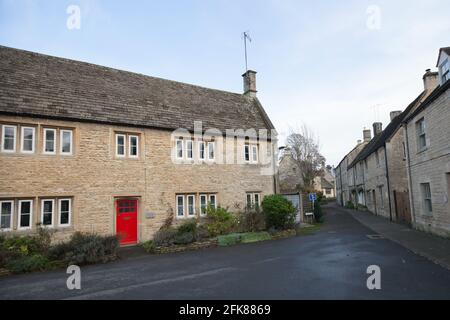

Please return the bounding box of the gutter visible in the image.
[384,142,393,222]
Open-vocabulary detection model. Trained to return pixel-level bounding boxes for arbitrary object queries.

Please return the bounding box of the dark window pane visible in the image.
[21,201,30,214]
[20,215,30,227]
[43,213,52,225]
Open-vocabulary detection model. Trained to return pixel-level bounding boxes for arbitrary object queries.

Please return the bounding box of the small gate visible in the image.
[283,193,302,223]
[394,190,412,226]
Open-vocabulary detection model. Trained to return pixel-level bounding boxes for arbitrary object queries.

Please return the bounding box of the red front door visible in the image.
[116,199,138,245]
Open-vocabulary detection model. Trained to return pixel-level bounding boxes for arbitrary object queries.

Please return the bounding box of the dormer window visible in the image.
[440,58,449,84]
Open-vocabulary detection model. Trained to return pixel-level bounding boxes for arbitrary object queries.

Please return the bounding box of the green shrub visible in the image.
[313,202,324,223]
[261,195,296,230]
[345,201,355,209]
[6,254,50,274]
[49,232,119,265]
[177,220,198,236]
[174,232,195,245]
[142,240,156,253]
[237,209,266,233]
[195,225,211,241]
[153,228,177,247]
[206,206,237,237]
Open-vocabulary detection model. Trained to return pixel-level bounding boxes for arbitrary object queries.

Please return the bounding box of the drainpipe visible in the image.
[339,164,343,206]
[384,142,393,222]
[404,124,416,225]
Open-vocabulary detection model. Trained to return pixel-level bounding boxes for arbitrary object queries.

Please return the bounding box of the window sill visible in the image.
[417,147,429,155]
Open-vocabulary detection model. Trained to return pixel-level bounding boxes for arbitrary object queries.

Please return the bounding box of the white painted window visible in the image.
[41,199,54,227]
[60,130,73,155]
[208,194,217,209]
[0,200,14,231]
[18,200,33,230]
[186,140,193,160]
[421,183,432,213]
[116,134,126,157]
[199,194,207,217]
[246,193,261,209]
[251,145,258,163]
[43,128,56,154]
[58,199,72,227]
[187,195,195,217]
[244,144,250,162]
[129,135,139,158]
[20,126,35,153]
[208,141,215,161]
[1,125,16,153]
[416,118,427,151]
[199,141,205,160]
[176,139,183,159]
[176,195,185,218]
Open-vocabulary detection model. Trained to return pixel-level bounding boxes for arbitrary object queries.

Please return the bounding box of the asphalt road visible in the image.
[1,203,450,300]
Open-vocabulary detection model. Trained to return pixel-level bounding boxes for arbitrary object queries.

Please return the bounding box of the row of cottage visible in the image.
[336,47,450,237]
[0,46,278,245]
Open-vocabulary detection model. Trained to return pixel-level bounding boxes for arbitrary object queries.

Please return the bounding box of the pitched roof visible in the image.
[404,80,450,123]
[348,91,426,169]
[0,46,274,133]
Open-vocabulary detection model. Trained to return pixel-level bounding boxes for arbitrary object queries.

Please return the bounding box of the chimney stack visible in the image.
[363,128,372,142]
[373,122,383,136]
[423,69,439,92]
[242,70,257,97]
[390,110,402,121]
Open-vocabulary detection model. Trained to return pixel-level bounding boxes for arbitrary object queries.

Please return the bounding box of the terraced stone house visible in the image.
[0,46,278,245]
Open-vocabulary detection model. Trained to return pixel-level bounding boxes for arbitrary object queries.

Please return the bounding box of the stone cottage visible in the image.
[402,47,450,236]
[0,46,278,245]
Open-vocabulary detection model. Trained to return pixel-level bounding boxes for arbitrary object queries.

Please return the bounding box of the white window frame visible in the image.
[43,128,56,155]
[176,139,184,160]
[60,129,73,155]
[116,134,126,158]
[251,145,258,163]
[207,141,215,161]
[199,194,207,217]
[421,183,433,213]
[128,135,139,158]
[1,125,17,153]
[198,141,205,160]
[187,195,196,217]
[244,144,250,162]
[58,198,72,227]
[20,126,35,154]
[208,194,217,209]
[18,200,33,230]
[186,140,193,160]
[246,192,261,208]
[176,195,185,219]
[0,200,14,231]
[41,199,55,228]
[416,118,427,151]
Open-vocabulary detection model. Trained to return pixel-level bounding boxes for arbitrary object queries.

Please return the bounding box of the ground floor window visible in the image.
[246,192,261,210]
[18,200,33,230]
[0,200,14,230]
[176,193,218,219]
[59,199,72,226]
[420,183,433,213]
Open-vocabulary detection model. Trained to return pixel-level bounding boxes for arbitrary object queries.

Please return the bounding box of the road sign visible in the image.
[309,193,317,202]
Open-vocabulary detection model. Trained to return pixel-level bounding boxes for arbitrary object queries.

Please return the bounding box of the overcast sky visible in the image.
[1,0,449,165]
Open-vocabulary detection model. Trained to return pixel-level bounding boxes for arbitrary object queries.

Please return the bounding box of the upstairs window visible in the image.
[116,134,126,157]
[416,118,427,151]
[440,59,449,83]
[176,139,183,159]
[129,135,139,158]
[375,150,380,166]
[20,127,35,153]
[60,130,73,155]
[1,125,16,153]
[186,140,193,160]
[43,128,56,154]
[198,141,205,160]
[251,145,258,163]
[244,143,258,163]
[244,144,250,162]
[208,142,215,161]
[420,183,433,213]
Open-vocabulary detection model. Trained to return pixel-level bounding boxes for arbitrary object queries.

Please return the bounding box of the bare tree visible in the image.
[285,124,326,191]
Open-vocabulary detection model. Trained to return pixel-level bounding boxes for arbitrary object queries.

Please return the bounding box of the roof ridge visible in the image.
[0,44,245,98]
